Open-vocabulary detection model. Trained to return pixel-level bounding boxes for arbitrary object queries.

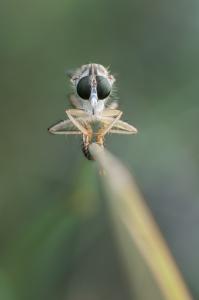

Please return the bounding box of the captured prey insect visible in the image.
[48,63,137,160]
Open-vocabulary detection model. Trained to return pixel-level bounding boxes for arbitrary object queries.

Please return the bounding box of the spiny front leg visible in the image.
[65,108,88,118]
[100,117,138,134]
[109,119,138,134]
[101,109,122,118]
[48,119,82,135]
[94,112,123,148]
[96,134,104,147]
[64,110,95,159]
[99,111,123,136]
[65,109,89,135]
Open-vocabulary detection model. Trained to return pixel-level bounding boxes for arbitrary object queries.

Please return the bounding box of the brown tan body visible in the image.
[48,108,137,160]
[48,64,137,160]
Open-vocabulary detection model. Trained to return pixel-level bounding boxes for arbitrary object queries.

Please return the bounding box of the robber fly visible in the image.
[48,63,137,160]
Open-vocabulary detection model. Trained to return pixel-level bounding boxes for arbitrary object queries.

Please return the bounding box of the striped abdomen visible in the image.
[82,139,94,160]
[81,134,104,161]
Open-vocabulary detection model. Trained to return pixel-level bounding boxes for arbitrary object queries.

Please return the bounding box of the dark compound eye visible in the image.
[76,76,91,99]
[96,76,111,99]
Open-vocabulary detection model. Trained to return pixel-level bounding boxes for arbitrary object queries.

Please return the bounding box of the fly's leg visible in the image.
[95,111,123,149]
[95,134,104,147]
[109,119,138,134]
[48,119,82,135]
[101,109,137,134]
[109,129,137,134]
[64,109,95,159]
[65,109,89,135]
[50,130,82,135]
[100,118,138,134]
[101,109,122,118]
[65,108,88,118]
[99,111,123,136]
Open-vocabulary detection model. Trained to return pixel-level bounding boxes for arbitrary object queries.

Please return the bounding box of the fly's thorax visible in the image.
[80,116,104,136]
[91,119,104,134]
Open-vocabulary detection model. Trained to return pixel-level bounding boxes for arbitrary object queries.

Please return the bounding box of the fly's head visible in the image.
[69,64,116,116]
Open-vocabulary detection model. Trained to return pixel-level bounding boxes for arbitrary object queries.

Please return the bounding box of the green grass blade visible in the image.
[89,143,193,300]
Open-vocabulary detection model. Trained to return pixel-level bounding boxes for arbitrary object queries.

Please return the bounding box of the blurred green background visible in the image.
[1,0,199,299]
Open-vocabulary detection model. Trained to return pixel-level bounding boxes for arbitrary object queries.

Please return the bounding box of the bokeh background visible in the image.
[1,0,199,299]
